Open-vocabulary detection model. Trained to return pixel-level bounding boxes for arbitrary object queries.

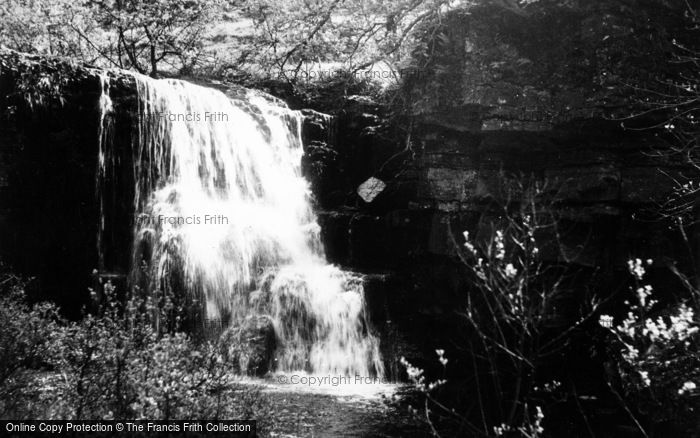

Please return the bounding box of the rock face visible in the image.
[0,52,132,315]
[301,2,696,375]
[220,316,276,376]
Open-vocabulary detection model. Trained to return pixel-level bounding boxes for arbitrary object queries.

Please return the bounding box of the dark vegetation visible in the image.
[0,272,272,428]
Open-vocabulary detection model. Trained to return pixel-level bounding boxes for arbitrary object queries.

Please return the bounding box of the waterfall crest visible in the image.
[98,73,383,378]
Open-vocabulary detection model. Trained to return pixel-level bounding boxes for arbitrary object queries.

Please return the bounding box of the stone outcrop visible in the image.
[300,1,696,374]
[306,1,693,270]
[220,315,276,376]
[0,51,121,316]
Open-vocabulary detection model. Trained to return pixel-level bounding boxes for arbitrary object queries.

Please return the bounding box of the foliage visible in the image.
[602,259,700,434]
[614,12,700,433]
[610,5,700,432]
[2,0,692,90]
[625,2,700,235]
[235,0,463,81]
[0,275,271,431]
[401,180,700,437]
[401,181,601,437]
[2,0,524,83]
[0,0,220,77]
[85,0,219,76]
[0,0,86,58]
[0,275,63,417]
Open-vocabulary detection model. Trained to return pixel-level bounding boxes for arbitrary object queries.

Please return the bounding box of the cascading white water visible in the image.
[98,72,383,378]
[96,74,113,271]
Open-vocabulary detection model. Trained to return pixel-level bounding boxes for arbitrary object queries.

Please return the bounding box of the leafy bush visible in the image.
[601,259,700,434]
[0,274,63,418]
[0,274,272,431]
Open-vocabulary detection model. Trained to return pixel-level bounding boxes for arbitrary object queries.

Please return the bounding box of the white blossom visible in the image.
[494,230,505,260]
[636,285,653,308]
[436,349,448,366]
[463,231,477,255]
[639,371,650,387]
[678,381,696,395]
[599,314,613,328]
[627,258,646,280]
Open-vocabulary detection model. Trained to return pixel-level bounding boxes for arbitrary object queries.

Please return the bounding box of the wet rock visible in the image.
[0,49,139,317]
[221,315,276,377]
[300,109,332,144]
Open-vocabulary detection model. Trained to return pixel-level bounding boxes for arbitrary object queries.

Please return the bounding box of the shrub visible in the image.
[601,259,700,434]
[399,183,700,437]
[401,184,600,437]
[0,274,273,432]
[0,274,63,418]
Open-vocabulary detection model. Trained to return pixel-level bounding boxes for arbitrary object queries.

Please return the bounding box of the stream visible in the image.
[257,378,426,437]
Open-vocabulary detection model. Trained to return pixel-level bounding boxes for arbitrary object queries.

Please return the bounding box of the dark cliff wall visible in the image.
[0,52,145,316]
[303,2,695,373]
[1,53,110,314]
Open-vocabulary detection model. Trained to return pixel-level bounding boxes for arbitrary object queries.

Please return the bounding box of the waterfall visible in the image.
[96,73,113,271]
[97,73,383,378]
